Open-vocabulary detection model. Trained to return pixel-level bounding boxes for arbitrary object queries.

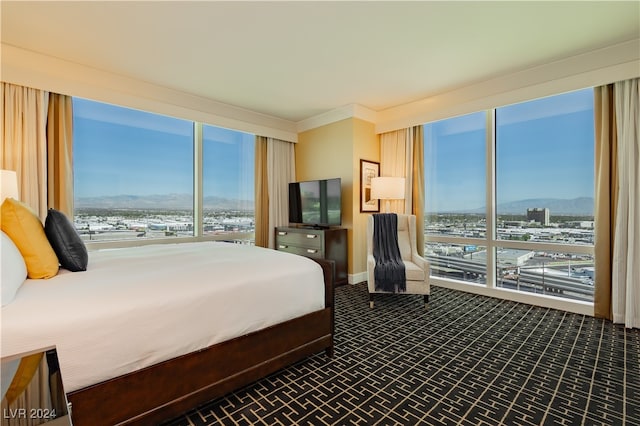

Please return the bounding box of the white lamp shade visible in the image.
[371,177,405,200]
[1,170,19,204]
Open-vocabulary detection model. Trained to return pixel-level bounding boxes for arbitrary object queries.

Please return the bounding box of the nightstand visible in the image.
[1,347,72,425]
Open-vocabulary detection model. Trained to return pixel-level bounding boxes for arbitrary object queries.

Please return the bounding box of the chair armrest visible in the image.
[411,251,430,287]
[367,254,376,292]
[411,250,426,268]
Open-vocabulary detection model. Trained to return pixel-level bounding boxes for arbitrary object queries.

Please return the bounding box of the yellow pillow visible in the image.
[1,198,59,279]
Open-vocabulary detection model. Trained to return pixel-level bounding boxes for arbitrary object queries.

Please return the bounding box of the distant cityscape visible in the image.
[75,196,595,302]
[74,207,253,242]
[424,204,594,302]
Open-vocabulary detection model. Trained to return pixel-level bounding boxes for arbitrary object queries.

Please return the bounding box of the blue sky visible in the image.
[75,89,595,212]
[73,98,254,201]
[424,88,594,212]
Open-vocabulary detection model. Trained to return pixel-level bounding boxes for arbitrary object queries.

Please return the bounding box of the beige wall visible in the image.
[351,119,378,283]
[296,118,378,283]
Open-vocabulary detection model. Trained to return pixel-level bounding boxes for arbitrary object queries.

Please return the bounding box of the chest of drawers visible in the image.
[275,226,348,285]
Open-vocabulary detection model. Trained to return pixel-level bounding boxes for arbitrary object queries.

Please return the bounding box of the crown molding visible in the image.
[1,43,299,142]
[296,104,378,133]
[376,39,640,133]
[5,38,637,139]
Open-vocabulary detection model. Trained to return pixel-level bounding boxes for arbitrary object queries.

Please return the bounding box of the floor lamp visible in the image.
[371,177,405,213]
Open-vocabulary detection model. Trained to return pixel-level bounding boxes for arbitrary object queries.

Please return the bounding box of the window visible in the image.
[424,112,486,237]
[424,89,595,302]
[202,124,255,237]
[73,98,255,243]
[426,242,488,285]
[496,90,594,246]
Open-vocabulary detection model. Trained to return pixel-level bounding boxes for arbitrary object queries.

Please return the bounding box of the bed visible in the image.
[1,241,335,425]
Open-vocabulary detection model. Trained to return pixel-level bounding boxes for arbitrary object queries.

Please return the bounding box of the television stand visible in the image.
[275,226,348,286]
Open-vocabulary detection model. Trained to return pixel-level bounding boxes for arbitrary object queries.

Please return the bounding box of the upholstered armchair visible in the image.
[366,214,430,308]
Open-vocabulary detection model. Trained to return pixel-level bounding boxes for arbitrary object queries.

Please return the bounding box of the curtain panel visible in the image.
[594,85,617,320]
[267,138,295,249]
[380,129,409,214]
[412,126,425,256]
[379,126,424,255]
[47,93,74,217]
[611,78,639,328]
[254,136,295,249]
[254,136,269,248]
[1,83,73,220]
[1,83,49,219]
[594,78,639,328]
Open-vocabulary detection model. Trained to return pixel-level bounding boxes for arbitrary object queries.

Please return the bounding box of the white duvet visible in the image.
[1,242,325,392]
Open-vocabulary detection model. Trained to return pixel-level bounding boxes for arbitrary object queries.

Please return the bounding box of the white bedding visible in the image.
[1,242,325,392]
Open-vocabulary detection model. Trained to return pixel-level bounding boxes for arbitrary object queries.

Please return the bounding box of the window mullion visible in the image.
[486,109,497,288]
[194,122,203,237]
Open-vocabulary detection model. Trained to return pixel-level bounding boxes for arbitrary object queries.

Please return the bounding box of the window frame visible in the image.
[73,100,255,250]
[424,96,595,314]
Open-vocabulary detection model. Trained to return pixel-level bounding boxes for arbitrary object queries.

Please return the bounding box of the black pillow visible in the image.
[45,208,88,272]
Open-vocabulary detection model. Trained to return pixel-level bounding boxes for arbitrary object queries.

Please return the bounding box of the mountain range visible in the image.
[75,193,253,211]
[77,194,594,216]
[457,197,594,216]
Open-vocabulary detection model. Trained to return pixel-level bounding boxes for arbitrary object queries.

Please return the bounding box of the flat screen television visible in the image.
[289,178,341,228]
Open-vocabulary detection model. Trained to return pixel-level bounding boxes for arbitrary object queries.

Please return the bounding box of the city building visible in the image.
[472,248,536,267]
[527,207,550,225]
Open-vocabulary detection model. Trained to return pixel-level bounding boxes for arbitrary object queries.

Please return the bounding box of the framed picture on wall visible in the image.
[360,159,380,212]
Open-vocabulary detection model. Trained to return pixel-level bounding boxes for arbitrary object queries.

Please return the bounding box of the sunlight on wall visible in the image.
[296,118,378,280]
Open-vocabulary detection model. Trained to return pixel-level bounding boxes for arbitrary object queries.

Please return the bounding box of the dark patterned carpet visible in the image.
[165,283,640,425]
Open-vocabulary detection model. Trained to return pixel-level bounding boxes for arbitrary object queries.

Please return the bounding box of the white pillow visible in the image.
[1,230,27,306]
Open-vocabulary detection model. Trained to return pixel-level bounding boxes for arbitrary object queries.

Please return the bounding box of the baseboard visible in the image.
[349,271,367,285]
[431,278,593,316]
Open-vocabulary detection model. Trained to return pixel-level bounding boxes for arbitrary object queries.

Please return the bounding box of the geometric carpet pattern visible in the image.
[164,283,640,425]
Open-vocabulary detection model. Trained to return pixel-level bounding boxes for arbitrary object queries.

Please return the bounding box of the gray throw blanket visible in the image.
[373,213,406,292]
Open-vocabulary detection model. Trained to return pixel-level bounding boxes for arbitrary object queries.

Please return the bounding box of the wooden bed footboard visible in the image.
[67,258,335,426]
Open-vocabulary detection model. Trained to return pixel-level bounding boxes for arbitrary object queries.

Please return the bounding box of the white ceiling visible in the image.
[2,1,639,123]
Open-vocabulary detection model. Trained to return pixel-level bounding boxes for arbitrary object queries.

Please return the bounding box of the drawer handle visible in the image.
[306,234,318,239]
[278,245,288,249]
[306,249,318,254]
[278,231,287,236]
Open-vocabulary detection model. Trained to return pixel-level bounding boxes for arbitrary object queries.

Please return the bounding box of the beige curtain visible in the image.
[412,125,425,256]
[1,84,73,221]
[267,138,296,249]
[46,94,74,217]
[379,126,425,255]
[1,83,49,220]
[254,136,296,249]
[594,84,617,320]
[380,128,409,214]
[380,126,424,255]
[254,136,269,247]
[611,78,639,328]
[594,78,640,328]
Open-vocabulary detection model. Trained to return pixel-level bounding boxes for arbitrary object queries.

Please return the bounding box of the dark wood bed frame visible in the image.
[66,259,335,425]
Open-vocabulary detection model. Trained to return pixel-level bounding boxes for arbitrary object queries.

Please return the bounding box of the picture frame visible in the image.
[360,159,380,212]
